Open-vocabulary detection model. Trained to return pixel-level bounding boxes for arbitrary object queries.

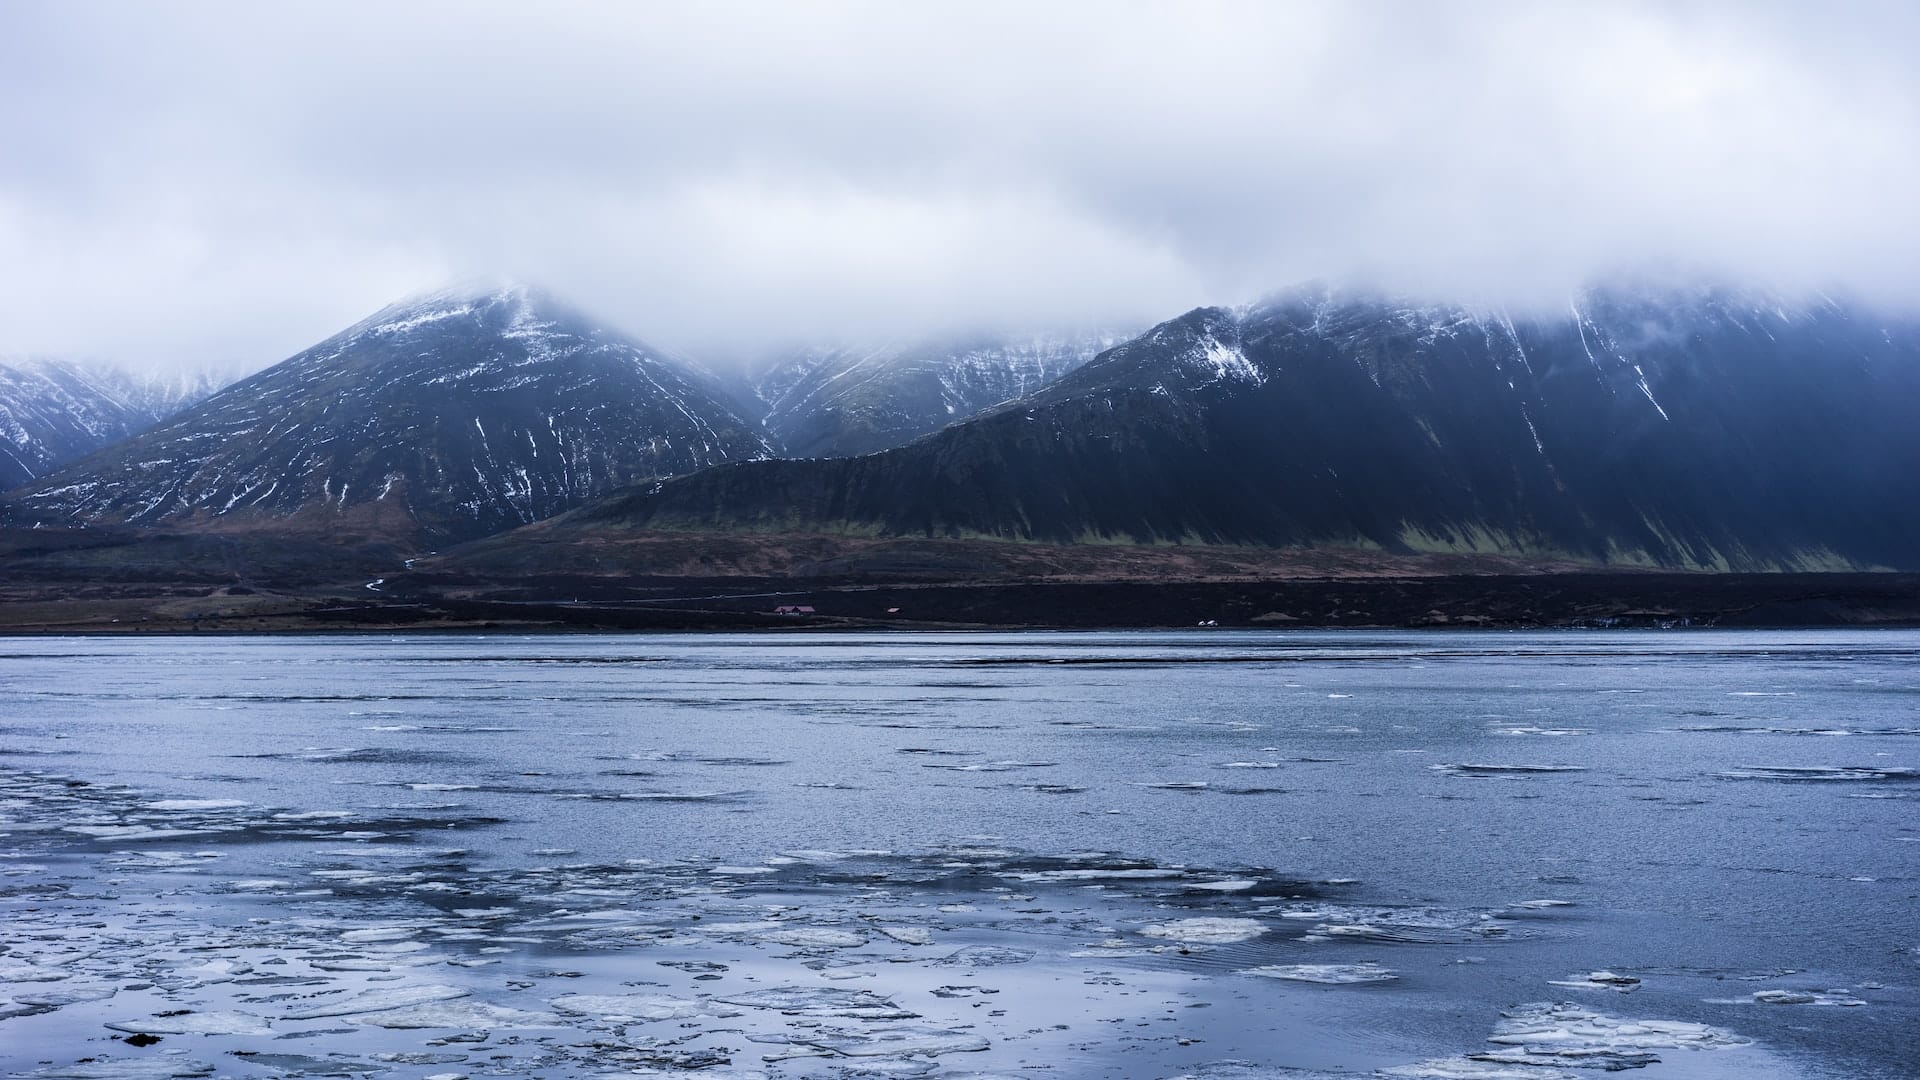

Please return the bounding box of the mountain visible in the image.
[0,357,228,489]
[6,284,771,543]
[513,282,1920,572]
[109,366,238,422]
[751,331,1127,457]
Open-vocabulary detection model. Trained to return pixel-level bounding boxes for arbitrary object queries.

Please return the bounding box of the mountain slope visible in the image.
[7,285,771,543]
[752,332,1126,457]
[521,283,1920,571]
[0,358,226,489]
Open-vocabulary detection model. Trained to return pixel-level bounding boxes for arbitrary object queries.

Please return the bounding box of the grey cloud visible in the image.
[1,0,1915,372]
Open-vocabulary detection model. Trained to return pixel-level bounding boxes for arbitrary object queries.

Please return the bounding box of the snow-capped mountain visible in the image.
[751,331,1128,457]
[0,357,229,489]
[7,284,771,543]
[529,282,1920,571]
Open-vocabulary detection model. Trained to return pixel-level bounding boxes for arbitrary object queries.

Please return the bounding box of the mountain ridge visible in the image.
[5,284,772,542]
[0,356,229,489]
[748,330,1130,458]
[511,282,1920,572]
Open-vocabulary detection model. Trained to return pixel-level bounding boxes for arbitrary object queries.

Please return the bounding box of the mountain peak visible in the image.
[342,278,550,339]
[6,283,770,543]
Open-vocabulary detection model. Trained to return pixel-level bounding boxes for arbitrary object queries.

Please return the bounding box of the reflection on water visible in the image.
[1,631,1915,1078]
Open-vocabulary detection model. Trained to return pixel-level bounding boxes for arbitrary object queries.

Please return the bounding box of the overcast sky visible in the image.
[2,1,1916,370]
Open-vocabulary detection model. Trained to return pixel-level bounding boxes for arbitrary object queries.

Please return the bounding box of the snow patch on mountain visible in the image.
[1189,335,1265,386]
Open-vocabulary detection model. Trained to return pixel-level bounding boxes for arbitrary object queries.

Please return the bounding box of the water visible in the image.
[1,630,1915,1078]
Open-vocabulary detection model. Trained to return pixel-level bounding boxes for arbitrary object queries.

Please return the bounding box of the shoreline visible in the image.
[3,571,1917,635]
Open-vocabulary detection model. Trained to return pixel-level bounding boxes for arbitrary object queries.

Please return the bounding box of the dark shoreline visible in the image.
[4,571,1917,635]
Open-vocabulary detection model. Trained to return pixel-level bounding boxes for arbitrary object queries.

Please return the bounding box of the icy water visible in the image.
[1,631,1916,1080]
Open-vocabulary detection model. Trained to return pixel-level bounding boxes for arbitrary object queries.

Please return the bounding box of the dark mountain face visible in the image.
[0,358,225,489]
[7,285,771,543]
[541,284,1920,571]
[751,332,1125,457]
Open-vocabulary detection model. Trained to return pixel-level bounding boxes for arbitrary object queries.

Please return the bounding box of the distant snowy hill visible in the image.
[7,284,771,542]
[0,357,227,489]
[751,332,1128,457]
[534,282,1920,571]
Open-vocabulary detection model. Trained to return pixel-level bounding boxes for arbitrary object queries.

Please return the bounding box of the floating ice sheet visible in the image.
[549,993,743,1021]
[1141,917,1267,944]
[355,999,563,1027]
[1242,963,1397,984]
[779,1024,992,1058]
[103,1010,271,1035]
[1718,765,1920,782]
[718,986,918,1019]
[1429,764,1587,777]
[758,926,868,948]
[14,1060,218,1079]
[1722,989,1868,1006]
[280,984,470,1019]
[1475,1001,1749,1069]
[1546,970,1641,992]
[1384,1060,1579,1079]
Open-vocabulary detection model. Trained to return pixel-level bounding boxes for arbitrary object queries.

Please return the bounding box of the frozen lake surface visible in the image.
[1,630,1916,1079]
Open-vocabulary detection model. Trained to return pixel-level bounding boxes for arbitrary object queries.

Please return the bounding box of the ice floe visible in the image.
[103,1009,271,1035]
[1722,988,1867,1006]
[1428,763,1588,777]
[1384,1060,1578,1079]
[14,1060,218,1079]
[548,992,742,1021]
[935,945,1035,967]
[1243,963,1397,984]
[141,799,248,812]
[718,986,918,1019]
[280,984,470,1019]
[1474,1001,1749,1069]
[1141,917,1267,944]
[1292,905,1515,944]
[758,926,868,948]
[1718,765,1920,782]
[1547,970,1640,992]
[761,1024,991,1058]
